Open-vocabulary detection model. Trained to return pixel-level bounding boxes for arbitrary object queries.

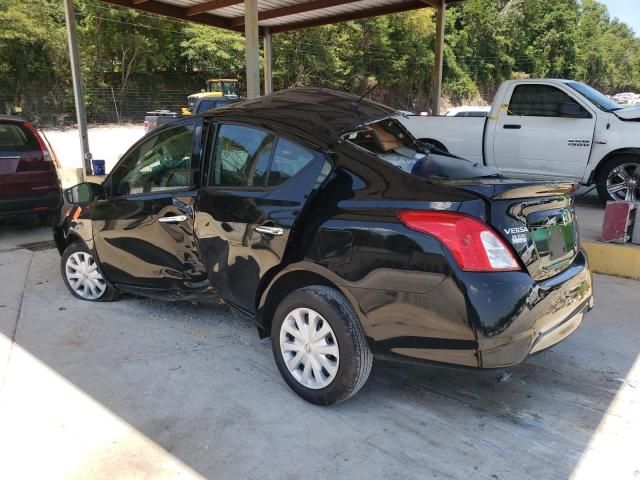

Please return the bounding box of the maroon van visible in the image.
[0,116,62,224]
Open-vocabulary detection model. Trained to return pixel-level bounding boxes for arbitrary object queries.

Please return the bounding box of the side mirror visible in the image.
[64,182,104,204]
[557,102,589,118]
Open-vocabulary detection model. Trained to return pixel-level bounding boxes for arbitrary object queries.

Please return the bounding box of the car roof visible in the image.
[202,87,397,144]
[0,115,25,123]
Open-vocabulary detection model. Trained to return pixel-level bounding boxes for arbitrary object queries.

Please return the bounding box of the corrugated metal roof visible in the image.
[100,0,459,33]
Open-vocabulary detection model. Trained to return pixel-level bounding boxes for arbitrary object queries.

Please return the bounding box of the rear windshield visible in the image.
[0,122,39,151]
[343,117,499,179]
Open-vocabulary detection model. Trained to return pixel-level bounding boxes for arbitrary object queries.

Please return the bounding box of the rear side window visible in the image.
[267,138,315,187]
[210,124,318,188]
[0,123,38,151]
[508,85,584,117]
[213,124,274,187]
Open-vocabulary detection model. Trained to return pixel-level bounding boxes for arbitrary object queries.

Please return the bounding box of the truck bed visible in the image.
[399,115,486,164]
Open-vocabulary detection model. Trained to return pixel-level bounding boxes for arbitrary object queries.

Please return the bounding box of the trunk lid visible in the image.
[453,179,579,281]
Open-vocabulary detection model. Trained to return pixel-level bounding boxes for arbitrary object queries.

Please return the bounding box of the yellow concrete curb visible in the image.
[582,241,640,280]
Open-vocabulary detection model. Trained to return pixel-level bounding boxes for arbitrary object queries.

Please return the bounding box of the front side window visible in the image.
[567,81,622,112]
[508,85,586,117]
[111,124,195,196]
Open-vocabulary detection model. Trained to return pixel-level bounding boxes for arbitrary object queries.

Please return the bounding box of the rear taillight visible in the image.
[398,211,520,272]
[22,121,52,162]
[143,120,149,133]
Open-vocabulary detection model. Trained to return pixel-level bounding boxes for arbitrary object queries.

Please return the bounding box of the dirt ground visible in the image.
[0,218,639,480]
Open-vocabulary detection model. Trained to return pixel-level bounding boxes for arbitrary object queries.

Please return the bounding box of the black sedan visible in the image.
[55,88,593,405]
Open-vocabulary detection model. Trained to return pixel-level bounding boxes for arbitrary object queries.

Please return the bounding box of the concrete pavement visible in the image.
[0,220,639,479]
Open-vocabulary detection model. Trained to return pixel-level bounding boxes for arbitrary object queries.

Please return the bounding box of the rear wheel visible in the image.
[596,156,640,203]
[271,285,372,405]
[61,242,119,302]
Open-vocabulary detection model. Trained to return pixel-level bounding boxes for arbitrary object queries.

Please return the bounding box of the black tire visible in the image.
[61,242,120,302]
[271,285,372,405]
[595,156,640,203]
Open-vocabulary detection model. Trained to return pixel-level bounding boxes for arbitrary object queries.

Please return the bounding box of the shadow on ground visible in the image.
[1,222,639,479]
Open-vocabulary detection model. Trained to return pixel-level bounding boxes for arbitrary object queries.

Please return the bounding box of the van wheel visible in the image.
[61,242,120,302]
[596,156,640,203]
[271,285,372,405]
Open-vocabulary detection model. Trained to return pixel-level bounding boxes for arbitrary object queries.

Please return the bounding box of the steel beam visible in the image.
[269,1,426,33]
[263,28,273,95]
[63,0,92,177]
[431,0,445,115]
[186,0,243,17]
[244,0,260,99]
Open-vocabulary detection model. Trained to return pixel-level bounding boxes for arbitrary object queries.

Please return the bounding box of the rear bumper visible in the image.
[0,190,62,216]
[473,249,593,368]
[355,249,593,369]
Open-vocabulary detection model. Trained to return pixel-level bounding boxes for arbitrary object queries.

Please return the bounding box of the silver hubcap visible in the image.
[279,308,340,390]
[65,252,107,300]
[606,163,640,201]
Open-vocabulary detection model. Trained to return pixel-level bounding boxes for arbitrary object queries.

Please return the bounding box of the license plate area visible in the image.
[528,208,577,275]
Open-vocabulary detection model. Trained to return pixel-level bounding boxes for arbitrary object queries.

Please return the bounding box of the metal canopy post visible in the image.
[431,0,445,116]
[263,27,273,95]
[244,0,260,99]
[63,0,92,177]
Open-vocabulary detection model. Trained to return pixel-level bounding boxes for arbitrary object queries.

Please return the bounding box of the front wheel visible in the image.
[271,285,372,405]
[61,242,120,302]
[595,156,640,203]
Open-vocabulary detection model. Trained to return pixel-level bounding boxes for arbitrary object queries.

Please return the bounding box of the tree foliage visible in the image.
[1,0,640,116]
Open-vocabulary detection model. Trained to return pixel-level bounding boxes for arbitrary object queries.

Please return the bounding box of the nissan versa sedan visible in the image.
[54,88,593,405]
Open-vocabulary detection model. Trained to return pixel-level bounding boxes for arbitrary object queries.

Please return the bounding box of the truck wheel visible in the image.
[61,242,120,302]
[271,285,372,405]
[595,156,640,203]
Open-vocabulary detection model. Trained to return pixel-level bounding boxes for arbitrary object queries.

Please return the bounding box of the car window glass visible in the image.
[111,124,195,196]
[0,123,38,151]
[196,100,217,113]
[508,85,583,117]
[267,138,315,187]
[212,124,274,187]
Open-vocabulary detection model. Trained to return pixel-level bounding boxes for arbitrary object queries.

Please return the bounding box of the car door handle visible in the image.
[254,225,284,236]
[158,214,188,224]
[503,124,522,129]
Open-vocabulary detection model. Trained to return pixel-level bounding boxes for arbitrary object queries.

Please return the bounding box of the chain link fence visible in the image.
[1,87,196,128]
[1,84,438,128]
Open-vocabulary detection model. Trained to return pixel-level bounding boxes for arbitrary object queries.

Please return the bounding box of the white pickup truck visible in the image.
[399,79,640,202]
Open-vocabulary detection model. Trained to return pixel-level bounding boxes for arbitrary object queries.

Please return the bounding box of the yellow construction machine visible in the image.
[182,78,240,115]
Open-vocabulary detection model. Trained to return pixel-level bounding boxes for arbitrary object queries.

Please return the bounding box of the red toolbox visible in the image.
[602,201,637,244]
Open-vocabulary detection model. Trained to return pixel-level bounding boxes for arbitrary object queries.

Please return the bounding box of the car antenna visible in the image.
[350,82,378,111]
